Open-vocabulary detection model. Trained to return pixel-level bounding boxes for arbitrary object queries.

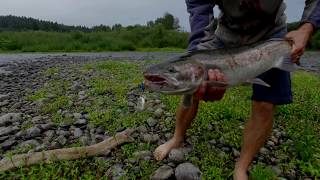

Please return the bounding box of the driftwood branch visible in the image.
[0,128,135,172]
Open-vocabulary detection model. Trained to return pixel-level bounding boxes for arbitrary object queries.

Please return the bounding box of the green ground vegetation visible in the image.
[1,60,319,179]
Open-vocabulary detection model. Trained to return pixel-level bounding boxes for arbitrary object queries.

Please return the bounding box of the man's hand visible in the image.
[194,69,226,102]
[285,23,315,64]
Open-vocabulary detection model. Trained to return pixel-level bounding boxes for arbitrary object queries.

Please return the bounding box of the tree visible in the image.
[112,24,122,31]
[154,12,180,30]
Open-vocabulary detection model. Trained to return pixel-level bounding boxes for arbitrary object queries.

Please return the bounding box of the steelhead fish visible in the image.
[143,39,295,106]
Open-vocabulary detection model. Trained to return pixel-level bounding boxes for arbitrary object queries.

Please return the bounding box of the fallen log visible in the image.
[0,128,135,172]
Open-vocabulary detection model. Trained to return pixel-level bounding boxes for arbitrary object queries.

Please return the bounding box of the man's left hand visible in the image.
[285,22,315,64]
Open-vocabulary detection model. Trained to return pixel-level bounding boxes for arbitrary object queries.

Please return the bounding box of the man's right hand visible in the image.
[194,69,226,102]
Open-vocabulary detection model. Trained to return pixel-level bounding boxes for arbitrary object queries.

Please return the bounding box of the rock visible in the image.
[40,123,55,131]
[133,150,152,161]
[168,149,185,163]
[147,117,157,127]
[74,119,87,126]
[15,130,26,138]
[259,147,269,155]
[209,139,217,145]
[18,140,40,149]
[0,136,9,143]
[137,125,147,133]
[56,135,67,146]
[271,166,282,176]
[106,164,126,180]
[35,144,46,152]
[154,108,163,118]
[270,136,279,144]
[221,146,231,152]
[94,135,105,142]
[142,134,159,143]
[1,139,17,150]
[232,148,241,157]
[267,140,275,147]
[175,163,202,180]
[151,165,174,180]
[31,116,43,124]
[0,100,8,107]
[43,130,55,142]
[50,141,60,149]
[73,128,83,138]
[73,113,82,120]
[80,136,91,145]
[25,127,41,139]
[164,133,173,139]
[0,126,20,136]
[96,126,105,134]
[57,130,71,137]
[0,113,22,126]
[0,94,9,101]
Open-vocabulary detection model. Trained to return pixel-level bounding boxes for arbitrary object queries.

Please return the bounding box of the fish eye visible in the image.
[168,67,177,73]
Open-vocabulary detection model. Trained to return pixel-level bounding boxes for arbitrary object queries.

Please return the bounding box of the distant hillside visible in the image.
[0,15,90,32]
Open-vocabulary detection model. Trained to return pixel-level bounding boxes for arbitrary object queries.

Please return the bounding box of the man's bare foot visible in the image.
[233,169,248,180]
[154,138,183,161]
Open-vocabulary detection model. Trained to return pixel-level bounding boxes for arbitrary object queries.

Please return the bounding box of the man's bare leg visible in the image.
[154,97,200,161]
[234,101,275,180]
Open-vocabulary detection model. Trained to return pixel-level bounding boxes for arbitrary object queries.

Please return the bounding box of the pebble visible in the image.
[25,127,41,139]
[151,165,174,180]
[0,126,20,136]
[168,149,185,163]
[0,94,9,101]
[73,128,83,138]
[232,148,241,157]
[175,163,202,180]
[44,130,55,141]
[0,100,9,107]
[271,166,282,176]
[137,125,147,133]
[56,135,67,146]
[80,136,91,145]
[0,113,22,126]
[133,150,152,161]
[1,139,17,150]
[74,119,87,126]
[94,134,105,142]
[73,113,82,120]
[106,164,126,180]
[57,130,71,137]
[40,123,55,131]
[154,108,163,118]
[96,126,105,134]
[147,117,157,127]
[18,139,40,148]
[0,136,9,142]
[260,147,269,155]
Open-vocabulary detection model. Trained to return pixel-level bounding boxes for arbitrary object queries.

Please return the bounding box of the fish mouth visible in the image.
[143,73,198,94]
[144,74,167,85]
[143,73,182,93]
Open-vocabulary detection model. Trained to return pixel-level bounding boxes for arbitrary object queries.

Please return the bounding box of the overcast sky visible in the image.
[1,0,304,31]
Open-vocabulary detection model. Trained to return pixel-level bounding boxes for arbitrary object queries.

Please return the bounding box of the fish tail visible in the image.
[274,55,297,72]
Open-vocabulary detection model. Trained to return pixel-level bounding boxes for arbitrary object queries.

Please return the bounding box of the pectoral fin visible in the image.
[246,78,270,87]
[274,55,297,72]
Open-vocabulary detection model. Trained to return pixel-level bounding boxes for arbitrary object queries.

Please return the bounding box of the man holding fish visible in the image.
[147,0,319,179]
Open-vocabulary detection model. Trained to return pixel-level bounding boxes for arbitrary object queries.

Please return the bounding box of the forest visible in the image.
[0,14,319,52]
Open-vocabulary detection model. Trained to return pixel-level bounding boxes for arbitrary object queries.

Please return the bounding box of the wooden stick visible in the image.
[0,128,135,172]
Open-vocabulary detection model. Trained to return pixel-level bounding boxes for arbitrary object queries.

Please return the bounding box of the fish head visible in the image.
[143,60,205,94]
